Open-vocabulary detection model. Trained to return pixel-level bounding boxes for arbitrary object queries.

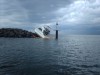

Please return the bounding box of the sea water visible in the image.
[0,35,100,75]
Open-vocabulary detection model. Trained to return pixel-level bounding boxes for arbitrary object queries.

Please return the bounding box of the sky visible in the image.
[0,0,100,34]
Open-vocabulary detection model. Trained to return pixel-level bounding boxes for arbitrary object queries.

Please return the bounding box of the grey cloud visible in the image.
[19,0,73,12]
[18,0,75,23]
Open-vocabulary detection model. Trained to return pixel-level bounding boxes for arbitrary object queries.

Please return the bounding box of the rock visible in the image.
[0,28,39,38]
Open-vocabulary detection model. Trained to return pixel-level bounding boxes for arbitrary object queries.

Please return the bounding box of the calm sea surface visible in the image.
[0,35,100,75]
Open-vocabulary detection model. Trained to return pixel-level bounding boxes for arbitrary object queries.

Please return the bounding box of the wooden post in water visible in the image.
[55,22,58,39]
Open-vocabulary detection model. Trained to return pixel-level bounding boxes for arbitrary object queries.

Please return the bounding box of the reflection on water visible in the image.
[0,35,100,75]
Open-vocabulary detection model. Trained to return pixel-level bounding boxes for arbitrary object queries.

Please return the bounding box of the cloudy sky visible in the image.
[0,0,100,34]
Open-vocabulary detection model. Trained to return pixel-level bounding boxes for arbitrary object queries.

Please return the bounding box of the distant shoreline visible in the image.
[0,28,39,38]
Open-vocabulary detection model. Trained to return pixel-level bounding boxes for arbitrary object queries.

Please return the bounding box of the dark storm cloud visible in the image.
[19,0,73,12]
[18,0,74,23]
[0,0,75,29]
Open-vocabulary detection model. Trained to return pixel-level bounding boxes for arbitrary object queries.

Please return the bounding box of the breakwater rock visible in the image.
[0,28,39,38]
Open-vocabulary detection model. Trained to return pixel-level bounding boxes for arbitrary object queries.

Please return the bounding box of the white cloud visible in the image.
[55,0,100,26]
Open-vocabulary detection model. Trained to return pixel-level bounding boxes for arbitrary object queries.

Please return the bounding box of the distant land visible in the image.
[0,28,39,38]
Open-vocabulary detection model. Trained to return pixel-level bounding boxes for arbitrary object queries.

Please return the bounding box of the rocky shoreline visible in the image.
[0,28,39,38]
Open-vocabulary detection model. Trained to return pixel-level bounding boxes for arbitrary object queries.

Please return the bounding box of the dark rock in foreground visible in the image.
[0,28,39,38]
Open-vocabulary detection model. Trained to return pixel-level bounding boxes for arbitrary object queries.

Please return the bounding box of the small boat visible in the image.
[34,26,50,38]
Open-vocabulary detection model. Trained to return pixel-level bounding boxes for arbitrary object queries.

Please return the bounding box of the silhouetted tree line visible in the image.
[0,28,39,38]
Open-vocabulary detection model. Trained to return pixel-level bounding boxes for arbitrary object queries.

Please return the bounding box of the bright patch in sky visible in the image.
[56,0,100,25]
